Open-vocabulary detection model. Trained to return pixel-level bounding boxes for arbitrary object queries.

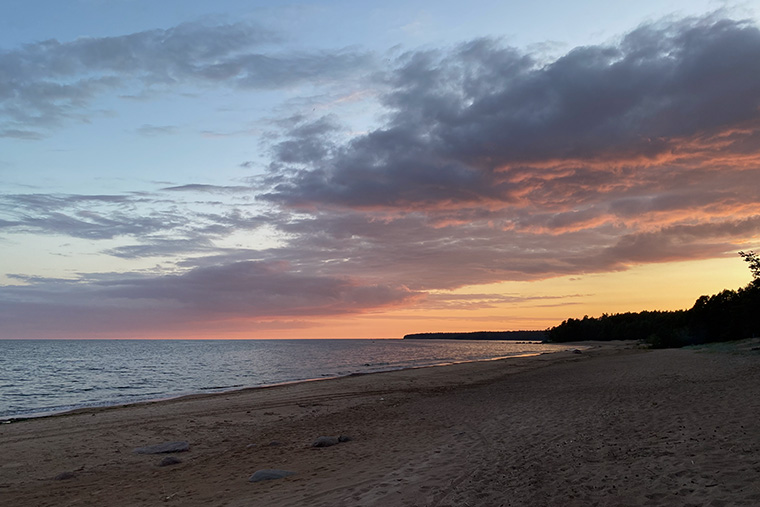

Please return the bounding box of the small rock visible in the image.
[158,456,182,467]
[133,441,190,454]
[312,436,340,447]
[54,471,76,481]
[268,440,282,447]
[572,349,583,354]
[248,469,296,482]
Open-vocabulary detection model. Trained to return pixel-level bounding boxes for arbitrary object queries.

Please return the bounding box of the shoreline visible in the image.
[2,340,758,506]
[0,343,575,423]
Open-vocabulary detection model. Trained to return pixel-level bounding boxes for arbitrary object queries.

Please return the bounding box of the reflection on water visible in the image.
[0,339,572,419]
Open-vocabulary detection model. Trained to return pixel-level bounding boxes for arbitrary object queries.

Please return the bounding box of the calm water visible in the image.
[0,339,571,419]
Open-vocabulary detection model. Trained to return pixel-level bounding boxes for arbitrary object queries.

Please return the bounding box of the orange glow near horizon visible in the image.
[57,255,750,340]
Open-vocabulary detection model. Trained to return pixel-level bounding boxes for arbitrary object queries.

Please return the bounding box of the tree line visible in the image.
[404,330,547,340]
[547,252,760,348]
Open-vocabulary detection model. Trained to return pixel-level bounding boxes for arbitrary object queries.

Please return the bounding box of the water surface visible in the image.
[0,339,571,419]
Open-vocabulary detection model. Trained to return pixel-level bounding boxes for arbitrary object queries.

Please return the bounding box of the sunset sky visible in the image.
[2,0,760,339]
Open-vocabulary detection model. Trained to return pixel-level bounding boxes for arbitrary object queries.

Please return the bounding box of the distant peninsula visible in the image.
[403,330,547,341]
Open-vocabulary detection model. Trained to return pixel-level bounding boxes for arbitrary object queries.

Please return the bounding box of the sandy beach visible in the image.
[1,342,759,506]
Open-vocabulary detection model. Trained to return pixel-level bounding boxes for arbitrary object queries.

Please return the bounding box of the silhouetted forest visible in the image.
[404,330,547,341]
[547,252,760,348]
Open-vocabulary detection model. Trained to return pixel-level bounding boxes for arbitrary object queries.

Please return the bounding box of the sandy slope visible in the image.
[1,342,759,506]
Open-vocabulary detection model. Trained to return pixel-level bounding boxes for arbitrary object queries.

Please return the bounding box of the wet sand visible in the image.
[1,341,759,506]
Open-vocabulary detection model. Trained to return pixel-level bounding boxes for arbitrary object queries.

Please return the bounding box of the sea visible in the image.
[0,339,572,420]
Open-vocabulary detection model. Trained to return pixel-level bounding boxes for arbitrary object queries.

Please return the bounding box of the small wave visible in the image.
[0,339,574,419]
[7,392,55,398]
[198,384,244,391]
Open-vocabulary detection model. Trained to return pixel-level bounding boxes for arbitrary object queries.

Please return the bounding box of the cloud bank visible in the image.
[263,16,760,209]
[2,15,760,337]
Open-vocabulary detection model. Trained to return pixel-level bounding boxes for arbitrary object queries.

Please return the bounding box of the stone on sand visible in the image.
[312,435,351,447]
[133,441,190,454]
[158,456,182,467]
[249,469,296,482]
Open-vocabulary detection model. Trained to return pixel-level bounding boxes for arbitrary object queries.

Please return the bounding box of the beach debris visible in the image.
[312,435,352,447]
[53,471,76,480]
[248,469,296,482]
[312,436,340,447]
[158,456,182,467]
[133,441,190,454]
[311,437,340,447]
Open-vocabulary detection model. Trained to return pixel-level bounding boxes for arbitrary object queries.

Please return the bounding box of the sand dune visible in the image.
[1,342,759,506]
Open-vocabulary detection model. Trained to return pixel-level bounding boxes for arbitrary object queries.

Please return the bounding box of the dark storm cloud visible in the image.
[263,16,760,209]
[0,21,374,136]
[244,14,760,295]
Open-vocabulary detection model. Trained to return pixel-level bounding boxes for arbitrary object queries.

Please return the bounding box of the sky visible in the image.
[2,0,760,339]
